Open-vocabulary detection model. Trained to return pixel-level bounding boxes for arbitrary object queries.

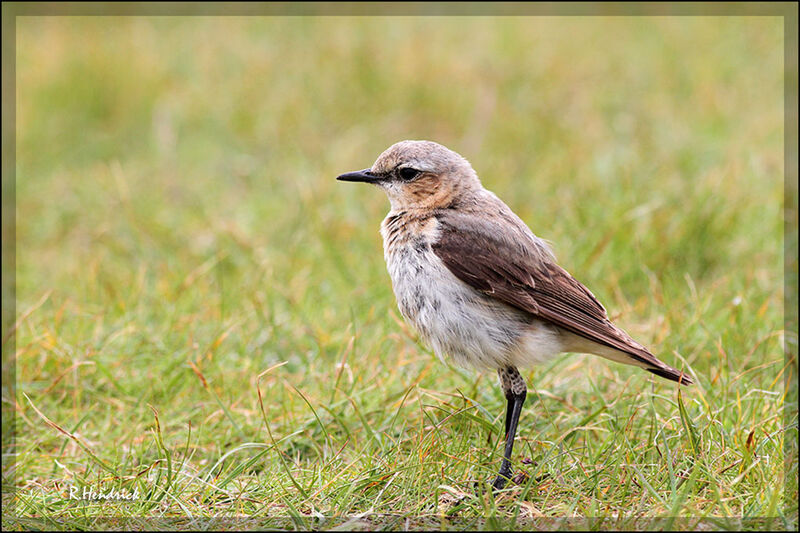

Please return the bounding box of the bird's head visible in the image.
[337,140,482,210]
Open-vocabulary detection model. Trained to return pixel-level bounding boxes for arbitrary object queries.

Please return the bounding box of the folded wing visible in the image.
[431,209,691,385]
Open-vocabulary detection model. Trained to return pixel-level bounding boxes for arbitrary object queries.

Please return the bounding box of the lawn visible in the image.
[4,14,796,530]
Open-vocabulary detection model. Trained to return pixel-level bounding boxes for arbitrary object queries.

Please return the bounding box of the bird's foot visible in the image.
[471,474,509,494]
[491,468,512,491]
[491,475,509,491]
[489,458,546,491]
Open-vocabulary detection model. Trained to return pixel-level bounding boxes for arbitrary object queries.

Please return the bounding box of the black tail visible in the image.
[647,365,693,385]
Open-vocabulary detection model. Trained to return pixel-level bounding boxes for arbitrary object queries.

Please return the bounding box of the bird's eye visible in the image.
[397,167,420,181]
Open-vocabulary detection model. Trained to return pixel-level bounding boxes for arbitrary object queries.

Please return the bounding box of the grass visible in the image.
[4,15,796,530]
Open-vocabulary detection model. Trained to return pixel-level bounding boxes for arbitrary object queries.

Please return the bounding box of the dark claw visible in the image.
[491,474,510,491]
[491,464,513,491]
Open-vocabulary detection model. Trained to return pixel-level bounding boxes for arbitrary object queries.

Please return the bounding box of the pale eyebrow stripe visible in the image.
[399,161,435,172]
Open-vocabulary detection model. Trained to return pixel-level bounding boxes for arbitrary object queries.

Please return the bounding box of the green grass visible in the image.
[5,15,796,530]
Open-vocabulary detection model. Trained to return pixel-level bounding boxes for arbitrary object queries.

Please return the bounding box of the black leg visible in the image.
[504,389,516,437]
[492,389,526,490]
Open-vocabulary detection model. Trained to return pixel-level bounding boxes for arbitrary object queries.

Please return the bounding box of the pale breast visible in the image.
[380,212,560,369]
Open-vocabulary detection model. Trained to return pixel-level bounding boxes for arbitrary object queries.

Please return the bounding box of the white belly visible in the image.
[384,238,565,370]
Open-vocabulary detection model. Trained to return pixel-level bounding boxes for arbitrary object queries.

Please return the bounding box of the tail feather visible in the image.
[646,365,693,386]
[563,331,694,386]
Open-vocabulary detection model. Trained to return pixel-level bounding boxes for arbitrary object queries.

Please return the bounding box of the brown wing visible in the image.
[431,210,691,384]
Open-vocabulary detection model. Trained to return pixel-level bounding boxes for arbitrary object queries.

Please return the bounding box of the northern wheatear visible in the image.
[337,140,692,490]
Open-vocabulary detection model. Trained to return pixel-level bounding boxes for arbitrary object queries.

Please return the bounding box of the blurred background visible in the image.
[10,15,790,520]
[14,15,784,335]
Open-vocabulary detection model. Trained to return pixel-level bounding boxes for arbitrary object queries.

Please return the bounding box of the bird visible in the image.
[336,140,692,490]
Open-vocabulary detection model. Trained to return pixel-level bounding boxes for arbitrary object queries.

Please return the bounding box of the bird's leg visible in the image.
[493,366,527,490]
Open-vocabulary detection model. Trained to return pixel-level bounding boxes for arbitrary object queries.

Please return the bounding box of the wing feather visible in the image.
[431,209,691,384]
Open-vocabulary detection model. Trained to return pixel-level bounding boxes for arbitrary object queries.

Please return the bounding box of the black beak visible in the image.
[336,168,381,183]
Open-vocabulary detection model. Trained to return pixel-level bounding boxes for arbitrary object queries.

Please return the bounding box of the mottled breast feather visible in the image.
[430,205,692,385]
